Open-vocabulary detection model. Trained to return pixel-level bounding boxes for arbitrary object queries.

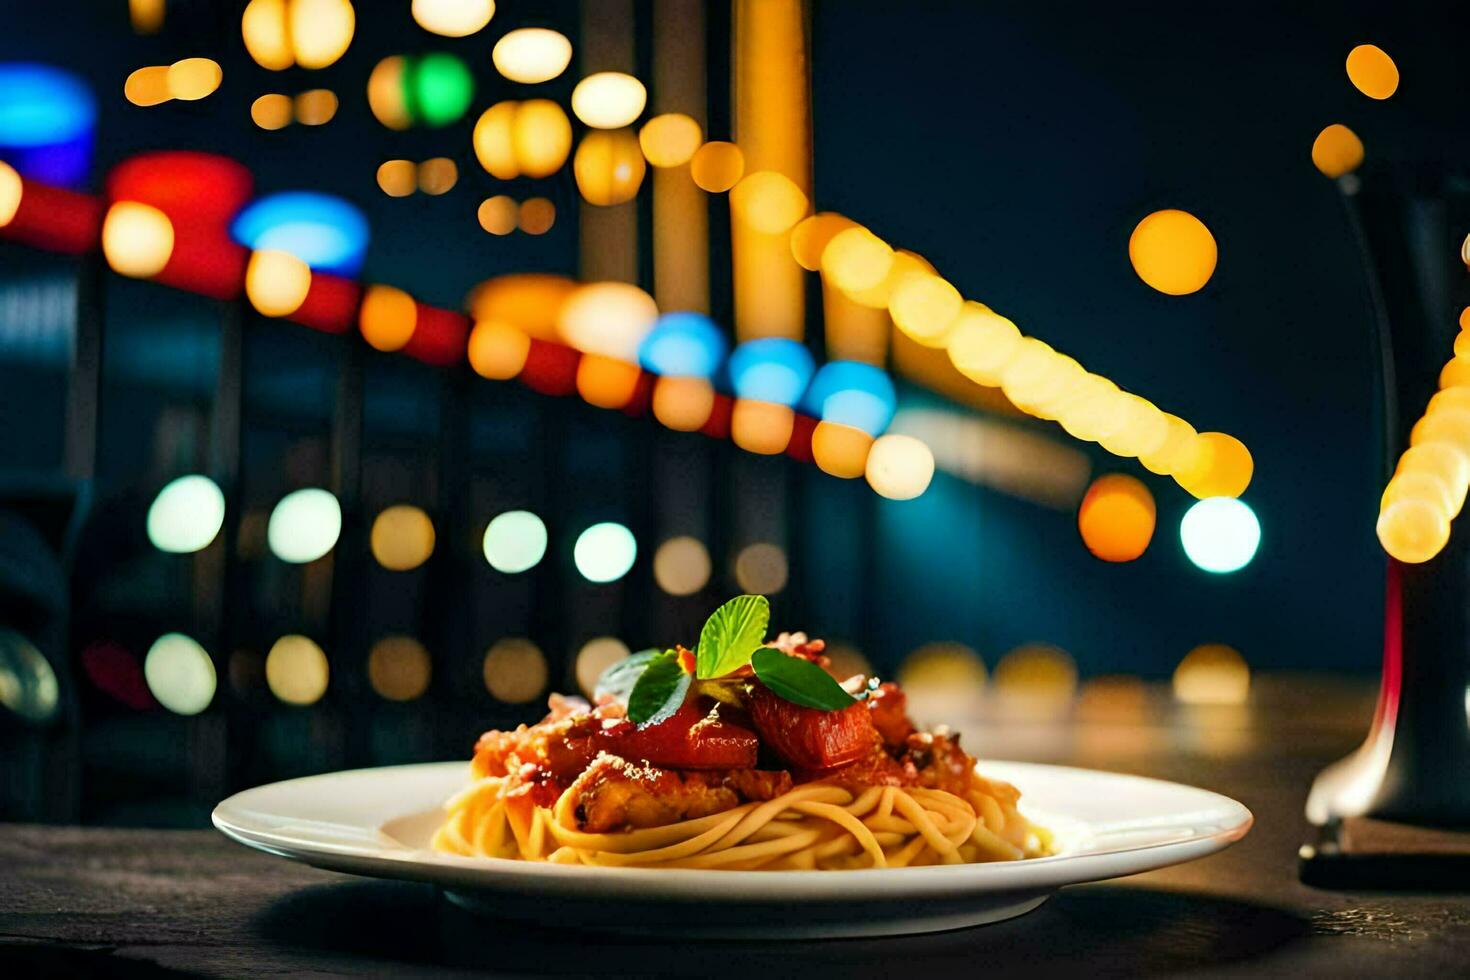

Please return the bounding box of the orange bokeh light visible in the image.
[1077,473,1157,562]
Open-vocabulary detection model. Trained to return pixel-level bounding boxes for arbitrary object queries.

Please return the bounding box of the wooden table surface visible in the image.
[3,683,1469,978]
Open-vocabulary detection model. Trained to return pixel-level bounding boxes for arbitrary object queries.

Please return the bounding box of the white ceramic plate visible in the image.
[213,760,1252,939]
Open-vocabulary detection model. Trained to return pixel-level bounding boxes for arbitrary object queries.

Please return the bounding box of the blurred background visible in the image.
[1,0,1465,826]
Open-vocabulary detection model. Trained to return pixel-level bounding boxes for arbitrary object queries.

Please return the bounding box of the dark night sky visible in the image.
[7,1,1470,676]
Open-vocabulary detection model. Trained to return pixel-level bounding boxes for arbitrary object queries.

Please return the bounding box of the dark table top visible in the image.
[4,679,1470,978]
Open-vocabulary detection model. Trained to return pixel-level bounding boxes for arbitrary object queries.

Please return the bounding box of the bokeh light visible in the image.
[1377,498,1450,564]
[370,505,435,571]
[805,361,896,435]
[993,643,1077,718]
[898,642,986,719]
[639,113,703,167]
[572,637,627,699]
[730,170,809,235]
[412,0,494,37]
[573,128,646,206]
[377,159,416,197]
[147,475,225,554]
[359,284,417,352]
[468,319,530,378]
[1345,43,1398,100]
[865,433,935,500]
[729,338,814,405]
[144,633,216,716]
[406,52,475,127]
[1077,473,1156,562]
[482,510,547,573]
[821,227,893,294]
[0,630,59,723]
[294,88,338,125]
[245,249,311,318]
[689,141,744,193]
[416,157,458,195]
[1180,497,1260,573]
[558,281,658,361]
[267,487,341,563]
[242,0,355,71]
[165,58,222,101]
[790,212,858,271]
[731,400,795,455]
[367,636,431,701]
[1311,124,1364,178]
[1128,209,1217,296]
[811,421,873,479]
[1173,643,1250,705]
[574,522,638,583]
[478,195,517,236]
[82,640,151,711]
[652,376,716,431]
[473,99,572,180]
[571,71,647,129]
[519,197,555,235]
[492,27,572,84]
[1175,431,1254,499]
[483,638,547,703]
[0,63,95,187]
[265,634,329,706]
[102,201,174,278]
[251,93,293,130]
[0,162,18,228]
[652,536,711,596]
[638,311,727,378]
[734,542,788,594]
[367,57,410,130]
[232,191,369,275]
[945,302,1022,387]
[890,273,963,348]
[125,66,171,107]
[577,354,642,409]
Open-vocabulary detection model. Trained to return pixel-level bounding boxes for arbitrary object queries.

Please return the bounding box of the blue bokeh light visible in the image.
[638,312,728,379]
[728,338,815,406]
[231,192,371,275]
[803,360,897,435]
[0,63,96,187]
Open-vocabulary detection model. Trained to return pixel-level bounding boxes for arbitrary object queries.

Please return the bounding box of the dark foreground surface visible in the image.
[3,679,1469,978]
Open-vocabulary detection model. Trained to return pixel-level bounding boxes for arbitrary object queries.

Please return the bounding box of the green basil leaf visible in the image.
[627,649,692,725]
[751,647,858,711]
[696,594,770,679]
[594,648,660,705]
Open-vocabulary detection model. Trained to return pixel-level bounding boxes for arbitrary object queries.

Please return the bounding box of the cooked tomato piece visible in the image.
[600,699,759,770]
[747,682,880,770]
[867,681,915,747]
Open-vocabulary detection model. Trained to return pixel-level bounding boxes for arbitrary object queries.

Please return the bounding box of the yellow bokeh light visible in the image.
[102,202,174,279]
[574,637,629,699]
[472,101,518,179]
[1441,357,1470,389]
[1396,441,1470,512]
[844,249,934,310]
[367,56,410,130]
[730,170,809,235]
[653,536,711,596]
[467,274,577,341]
[417,157,458,196]
[492,27,572,84]
[558,281,658,361]
[1128,209,1217,296]
[652,376,716,431]
[1377,498,1451,564]
[251,93,293,130]
[1138,413,1197,476]
[576,354,643,409]
[1381,470,1456,519]
[242,0,293,71]
[519,197,555,235]
[514,100,572,178]
[790,212,857,271]
[890,273,963,348]
[1055,376,1125,443]
[265,634,329,706]
[483,638,547,703]
[376,159,416,197]
[1097,394,1171,459]
[997,338,1061,411]
[865,433,935,500]
[245,249,311,318]
[125,65,172,107]
[639,113,703,168]
[689,141,744,193]
[821,227,894,294]
[945,302,1021,387]
[1077,473,1156,562]
[1345,44,1398,100]
[811,421,874,479]
[294,88,338,125]
[731,400,795,455]
[359,284,417,352]
[1311,124,1364,179]
[166,58,222,101]
[574,129,646,206]
[411,0,494,37]
[993,643,1077,717]
[130,0,165,33]
[571,71,647,129]
[477,195,517,236]
[289,0,355,70]
[1412,410,1470,457]
[468,319,530,379]
[368,636,431,702]
[1173,644,1250,705]
[734,542,788,594]
[0,162,22,228]
[1174,431,1253,498]
[370,504,436,571]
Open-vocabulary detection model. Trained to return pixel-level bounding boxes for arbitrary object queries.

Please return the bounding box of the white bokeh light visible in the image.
[574,522,637,583]
[267,488,341,564]
[147,475,225,554]
[1180,497,1261,574]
